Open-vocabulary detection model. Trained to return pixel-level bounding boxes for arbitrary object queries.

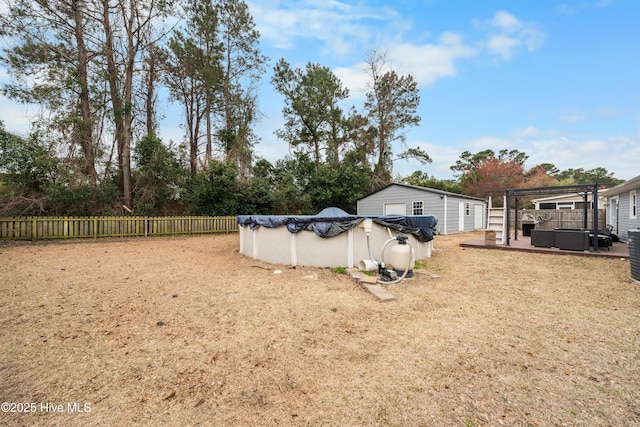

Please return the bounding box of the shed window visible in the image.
[631,190,637,220]
[540,203,556,210]
[412,201,424,215]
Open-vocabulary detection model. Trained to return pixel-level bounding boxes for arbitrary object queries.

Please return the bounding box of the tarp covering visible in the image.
[237,208,437,242]
[372,215,438,243]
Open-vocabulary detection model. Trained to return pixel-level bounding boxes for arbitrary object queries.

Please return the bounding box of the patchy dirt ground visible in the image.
[1,231,639,426]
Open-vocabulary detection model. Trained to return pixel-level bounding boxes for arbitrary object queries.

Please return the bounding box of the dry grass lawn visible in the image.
[1,231,639,426]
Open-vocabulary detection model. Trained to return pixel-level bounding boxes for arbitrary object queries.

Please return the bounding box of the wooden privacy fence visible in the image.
[511,209,607,231]
[0,216,239,241]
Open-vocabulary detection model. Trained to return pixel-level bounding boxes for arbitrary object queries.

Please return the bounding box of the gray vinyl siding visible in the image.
[444,198,457,234]
[604,176,640,242]
[357,185,444,218]
[443,198,474,234]
[617,188,640,242]
[357,183,486,235]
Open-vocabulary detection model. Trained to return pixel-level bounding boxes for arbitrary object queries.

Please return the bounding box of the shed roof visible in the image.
[359,183,486,202]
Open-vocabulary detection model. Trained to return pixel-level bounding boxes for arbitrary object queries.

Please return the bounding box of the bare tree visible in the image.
[100,0,168,210]
[363,50,422,189]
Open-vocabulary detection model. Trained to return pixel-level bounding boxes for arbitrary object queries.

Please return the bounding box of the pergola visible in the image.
[504,183,602,251]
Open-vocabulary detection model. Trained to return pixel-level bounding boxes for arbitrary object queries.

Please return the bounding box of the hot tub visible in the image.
[237,208,437,268]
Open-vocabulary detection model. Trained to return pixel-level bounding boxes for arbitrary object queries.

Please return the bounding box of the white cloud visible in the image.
[595,0,616,9]
[581,139,608,152]
[522,134,637,179]
[559,113,588,123]
[478,10,545,60]
[0,99,36,135]
[333,65,369,98]
[387,32,476,87]
[392,141,462,179]
[597,106,624,117]
[520,27,546,51]
[333,30,476,99]
[256,9,300,49]
[555,2,612,16]
[250,1,404,57]
[554,4,581,16]
[392,128,639,181]
[487,35,522,60]
[255,3,545,93]
[400,127,639,181]
[511,126,541,138]
[465,136,514,151]
[490,10,523,32]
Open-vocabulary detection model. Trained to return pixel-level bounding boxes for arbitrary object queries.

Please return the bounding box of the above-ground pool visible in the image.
[237,208,438,269]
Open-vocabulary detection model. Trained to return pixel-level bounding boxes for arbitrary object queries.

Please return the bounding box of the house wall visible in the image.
[611,187,640,242]
[357,185,486,235]
[533,194,605,210]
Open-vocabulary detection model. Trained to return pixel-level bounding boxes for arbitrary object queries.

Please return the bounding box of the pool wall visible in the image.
[239,221,432,268]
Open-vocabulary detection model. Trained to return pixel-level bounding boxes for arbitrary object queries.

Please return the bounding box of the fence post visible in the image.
[32,217,37,241]
[65,217,72,239]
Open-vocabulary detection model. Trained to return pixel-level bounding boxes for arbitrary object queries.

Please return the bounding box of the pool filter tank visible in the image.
[387,234,414,278]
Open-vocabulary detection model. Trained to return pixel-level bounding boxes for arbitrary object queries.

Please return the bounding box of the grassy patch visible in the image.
[414,260,428,269]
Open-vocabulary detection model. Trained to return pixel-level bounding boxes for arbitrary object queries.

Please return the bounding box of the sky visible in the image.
[1,0,639,181]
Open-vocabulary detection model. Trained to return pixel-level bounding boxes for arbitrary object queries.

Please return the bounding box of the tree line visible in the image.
[0,0,623,217]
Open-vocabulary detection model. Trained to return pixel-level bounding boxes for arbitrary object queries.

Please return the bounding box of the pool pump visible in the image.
[378,261,398,282]
[358,229,415,284]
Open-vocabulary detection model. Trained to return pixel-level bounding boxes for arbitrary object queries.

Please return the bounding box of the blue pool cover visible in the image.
[237,207,438,242]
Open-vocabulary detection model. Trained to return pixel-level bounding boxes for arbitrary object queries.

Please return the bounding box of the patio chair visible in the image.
[590,224,613,250]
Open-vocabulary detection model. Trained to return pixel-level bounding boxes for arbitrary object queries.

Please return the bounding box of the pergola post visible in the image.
[505,190,511,246]
[514,197,519,241]
[593,184,599,252]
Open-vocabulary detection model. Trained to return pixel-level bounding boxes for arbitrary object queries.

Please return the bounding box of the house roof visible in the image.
[532,193,603,203]
[600,175,640,197]
[359,183,486,202]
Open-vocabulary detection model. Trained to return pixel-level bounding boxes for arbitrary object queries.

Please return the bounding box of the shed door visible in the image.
[474,204,484,229]
[458,202,465,232]
[384,203,406,215]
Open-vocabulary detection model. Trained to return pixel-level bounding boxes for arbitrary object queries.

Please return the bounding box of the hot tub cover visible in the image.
[237,207,437,242]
